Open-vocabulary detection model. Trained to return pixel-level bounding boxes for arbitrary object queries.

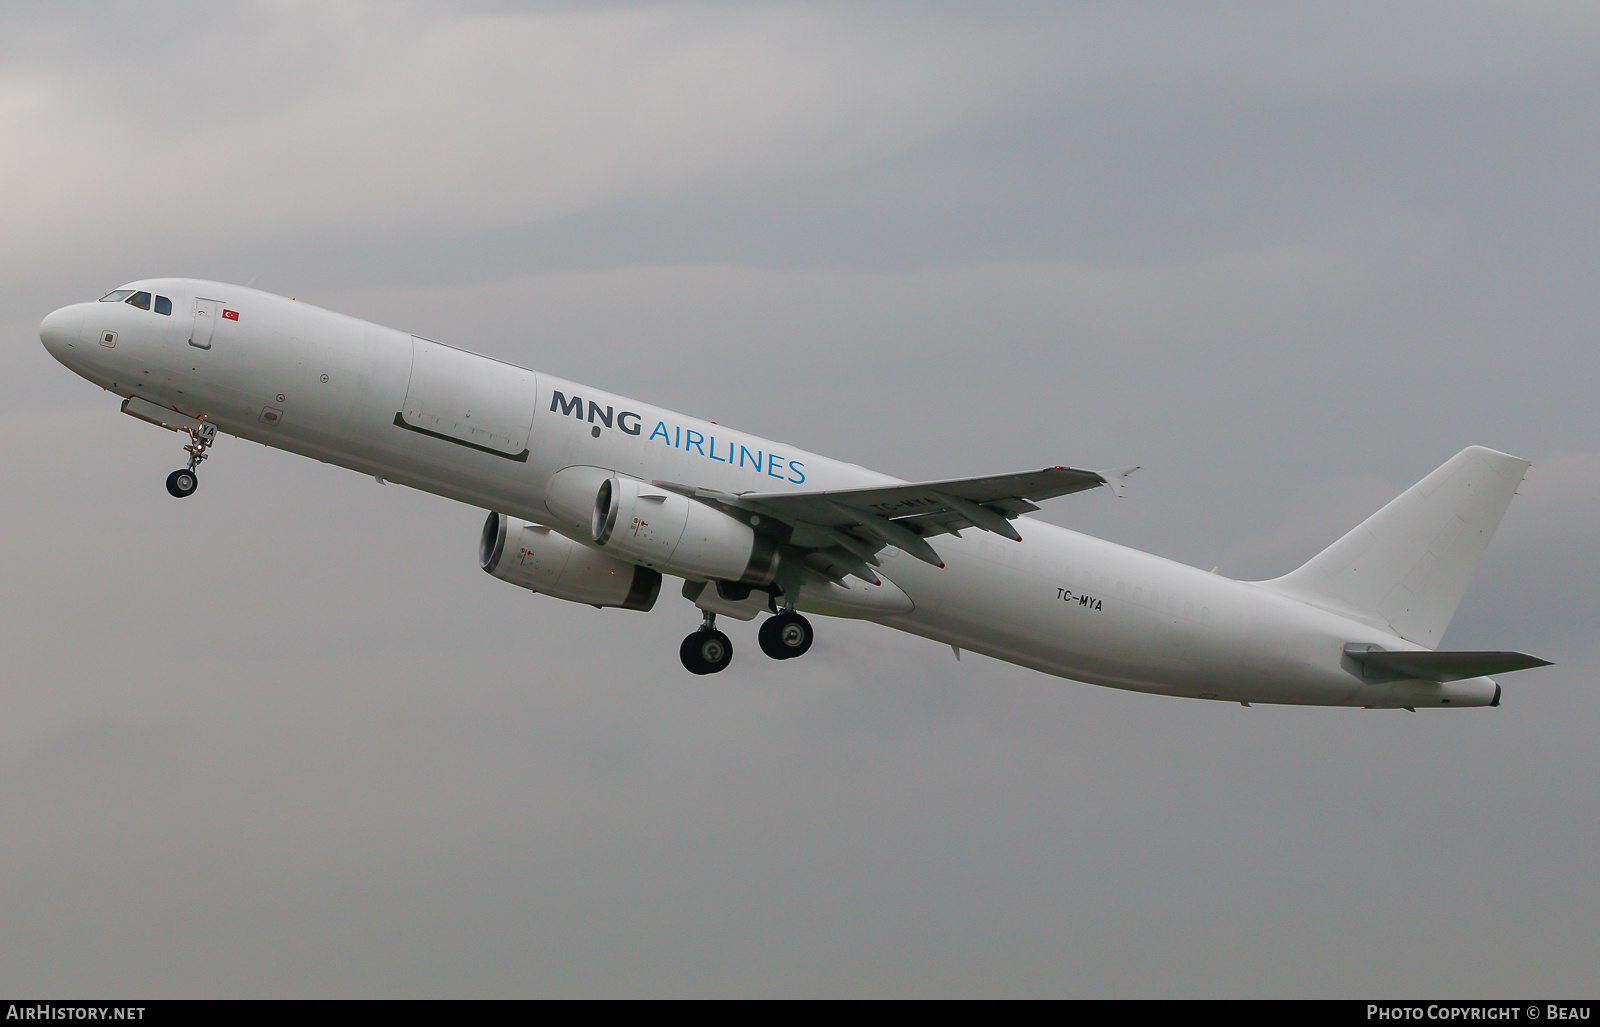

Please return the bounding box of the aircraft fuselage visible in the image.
[40,278,1514,708]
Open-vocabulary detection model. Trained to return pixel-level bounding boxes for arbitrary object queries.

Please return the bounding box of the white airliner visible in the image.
[40,280,1549,707]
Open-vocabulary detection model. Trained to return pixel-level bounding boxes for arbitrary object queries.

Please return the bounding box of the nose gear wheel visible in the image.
[166,469,198,497]
[167,422,216,498]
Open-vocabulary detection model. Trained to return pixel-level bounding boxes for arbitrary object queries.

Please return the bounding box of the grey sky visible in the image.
[2,1,1597,997]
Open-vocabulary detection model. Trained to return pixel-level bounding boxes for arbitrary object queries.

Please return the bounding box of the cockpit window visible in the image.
[125,291,152,311]
[154,295,172,316]
[99,289,134,303]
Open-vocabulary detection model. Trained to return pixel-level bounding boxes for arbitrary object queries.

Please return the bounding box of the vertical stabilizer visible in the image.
[1258,447,1529,647]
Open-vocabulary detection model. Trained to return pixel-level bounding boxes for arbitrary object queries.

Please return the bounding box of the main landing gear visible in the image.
[680,611,734,676]
[166,422,216,498]
[758,610,814,660]
[678,607,815,675]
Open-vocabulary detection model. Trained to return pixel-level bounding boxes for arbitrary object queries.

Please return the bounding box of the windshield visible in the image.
[98,288,173,313]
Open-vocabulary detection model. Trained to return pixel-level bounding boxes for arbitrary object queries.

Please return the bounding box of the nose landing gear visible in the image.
[166,422,216,498]
[680,611,734,675]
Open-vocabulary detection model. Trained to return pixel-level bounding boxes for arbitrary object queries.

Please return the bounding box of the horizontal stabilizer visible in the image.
[1344,644,1551,682]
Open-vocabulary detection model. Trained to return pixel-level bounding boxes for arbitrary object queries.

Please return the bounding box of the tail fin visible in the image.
[1258,447,1529,647]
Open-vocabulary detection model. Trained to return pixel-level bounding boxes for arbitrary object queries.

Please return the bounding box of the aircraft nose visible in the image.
[39,304,85,363]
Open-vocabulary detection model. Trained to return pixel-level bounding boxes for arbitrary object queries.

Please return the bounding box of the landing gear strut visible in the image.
[680,610,734,675]
[166,422,216,498]
[759,610,814,660]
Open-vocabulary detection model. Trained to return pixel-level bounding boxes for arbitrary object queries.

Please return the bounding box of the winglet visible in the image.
[1100,466,1140,498]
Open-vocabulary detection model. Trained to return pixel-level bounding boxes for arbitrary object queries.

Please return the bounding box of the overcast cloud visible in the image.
[2,1,1597,997]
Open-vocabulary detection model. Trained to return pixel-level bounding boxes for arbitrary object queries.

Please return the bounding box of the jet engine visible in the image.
[480,512,660,611]
[590,474,780,586]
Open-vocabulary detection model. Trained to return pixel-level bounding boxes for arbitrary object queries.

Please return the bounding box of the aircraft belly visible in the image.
[879,527,1384,705]
[877,532,1189,690]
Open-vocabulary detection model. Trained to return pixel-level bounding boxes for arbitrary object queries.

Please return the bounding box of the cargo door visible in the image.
[397,337,535,460]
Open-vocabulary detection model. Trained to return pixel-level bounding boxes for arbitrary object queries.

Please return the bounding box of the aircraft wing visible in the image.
[654,464,1136,584]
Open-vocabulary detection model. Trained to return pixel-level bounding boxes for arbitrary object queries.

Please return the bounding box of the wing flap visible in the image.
[739,465,1114,523]
[652,463,1131,579]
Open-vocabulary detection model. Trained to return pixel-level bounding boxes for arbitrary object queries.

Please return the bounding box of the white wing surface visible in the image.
[654,465,1136,585]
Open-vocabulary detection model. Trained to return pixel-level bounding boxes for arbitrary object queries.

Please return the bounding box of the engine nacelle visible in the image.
[590,475,780,586]
[480,512,661,611]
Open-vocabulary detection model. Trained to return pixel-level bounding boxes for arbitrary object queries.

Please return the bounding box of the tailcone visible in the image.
[1357,674,1501,709]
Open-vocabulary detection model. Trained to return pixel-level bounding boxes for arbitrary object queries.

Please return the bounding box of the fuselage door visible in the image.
[190,298,221,349]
